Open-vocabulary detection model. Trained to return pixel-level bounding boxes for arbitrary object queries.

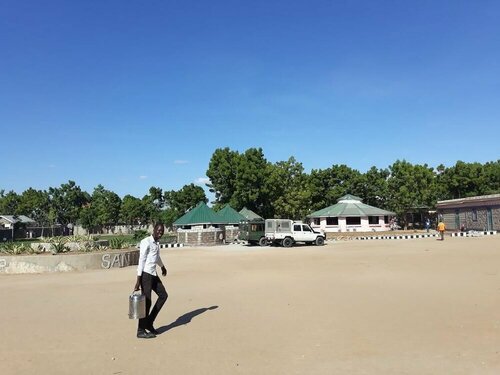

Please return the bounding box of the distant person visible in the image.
[425,218,431,233]
[437,221,446,241]
[134,223,168,339]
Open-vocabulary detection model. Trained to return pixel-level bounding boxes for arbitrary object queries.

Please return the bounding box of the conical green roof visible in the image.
[308,195,395,218]
[239,207,263,220]
[216,204,246,224]
[337,194,362,202]
[173,202,222,226]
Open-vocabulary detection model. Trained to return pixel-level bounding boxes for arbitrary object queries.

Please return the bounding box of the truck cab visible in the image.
[265,219,325,247]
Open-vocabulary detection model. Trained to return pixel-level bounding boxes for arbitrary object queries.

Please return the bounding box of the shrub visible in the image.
[133,230,148,241]
[0,242,34,255]
[109,237,129,249]
[47,237,70,254]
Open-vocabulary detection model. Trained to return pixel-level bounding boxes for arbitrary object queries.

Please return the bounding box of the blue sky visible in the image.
[1,0,499,199]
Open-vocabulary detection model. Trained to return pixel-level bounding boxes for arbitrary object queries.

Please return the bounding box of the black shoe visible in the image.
[146,326,160,335]
[137,330,156,339]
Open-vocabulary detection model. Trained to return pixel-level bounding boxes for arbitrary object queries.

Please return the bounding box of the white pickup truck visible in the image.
[265,219,326,247]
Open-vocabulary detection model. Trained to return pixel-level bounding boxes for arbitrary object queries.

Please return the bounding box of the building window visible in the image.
[384,216,389,224]
[326,217,338,225]
[472,209,477,221]
[368,216,379,225]
[346,217,361,225]
[313,218,320,225]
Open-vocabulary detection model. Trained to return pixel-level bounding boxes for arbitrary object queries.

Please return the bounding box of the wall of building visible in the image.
[176,226,240,245]
[440,206,500,231]
[310,216,392,233]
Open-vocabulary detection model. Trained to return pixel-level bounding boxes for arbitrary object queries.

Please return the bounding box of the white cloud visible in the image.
[174,160,189,164]
[139,175,148,180]
[195,177,210,185]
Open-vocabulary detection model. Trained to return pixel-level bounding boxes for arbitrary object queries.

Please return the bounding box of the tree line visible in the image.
[206,148,499,224]
[0,181,207,233]
[1,147,499,231]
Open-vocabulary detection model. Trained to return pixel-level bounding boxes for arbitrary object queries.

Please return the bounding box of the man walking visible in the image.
[134,223,168,339]
[437,220,446,241]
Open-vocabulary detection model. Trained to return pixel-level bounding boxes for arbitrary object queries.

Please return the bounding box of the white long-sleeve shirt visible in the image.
[137,235,164,276]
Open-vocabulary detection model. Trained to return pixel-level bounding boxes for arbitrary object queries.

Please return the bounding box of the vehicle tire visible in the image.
[315,236,325,246]
[282,237,293,247]
[259,237,268,247]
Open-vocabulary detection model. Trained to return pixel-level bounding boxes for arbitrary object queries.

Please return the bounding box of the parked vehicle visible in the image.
[265,219,325,247]
[239,219,268,246]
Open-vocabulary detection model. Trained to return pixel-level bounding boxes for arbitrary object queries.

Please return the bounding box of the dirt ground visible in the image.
[1,236,500,375]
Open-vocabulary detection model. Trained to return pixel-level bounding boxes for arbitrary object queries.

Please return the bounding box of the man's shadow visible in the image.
[158,306,218,333]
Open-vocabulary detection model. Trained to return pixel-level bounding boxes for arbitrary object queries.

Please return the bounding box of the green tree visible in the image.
[0,190,20,215]
[79,204,98,233]
[206,147,240,206]
[387,160,437,227]
[141,186,164,224]
[438,160,500,199]
[120,195,146,227]
[48,181,89,226]
[230,148,270,214]
[482,160,500,194]
[309,164,362,211]
[164,183,207,214]
[17,188,51,235]
[163,183,207,228]
[88,184,122,231]
[354,166,390,207]
[266,157,310,219]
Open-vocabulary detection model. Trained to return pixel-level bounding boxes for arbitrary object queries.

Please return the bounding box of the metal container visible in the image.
[129,291,146,319]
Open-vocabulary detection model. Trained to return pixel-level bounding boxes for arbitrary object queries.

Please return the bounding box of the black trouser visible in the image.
[138,272,168,331]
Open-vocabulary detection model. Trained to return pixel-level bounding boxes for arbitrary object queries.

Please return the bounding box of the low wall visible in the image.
[176,227,240,246]
[0,249,139,274]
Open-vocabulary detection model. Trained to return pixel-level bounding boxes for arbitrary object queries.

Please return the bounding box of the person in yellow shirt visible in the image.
[437,221,446,240]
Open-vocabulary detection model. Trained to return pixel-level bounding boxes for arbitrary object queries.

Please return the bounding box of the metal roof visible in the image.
[308,196,395,218]
[239,207,263,220]
[0,215,36,224]
[216,205,246,224]
[436,193,500,207]
[173,202,223,226]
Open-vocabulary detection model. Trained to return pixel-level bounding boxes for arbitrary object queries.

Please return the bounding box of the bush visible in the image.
[109,237,130,249]
[0,242,34,255]
[133,230,148,241]
[47,237,70,254]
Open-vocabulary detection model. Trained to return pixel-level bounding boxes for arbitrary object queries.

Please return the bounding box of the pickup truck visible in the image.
[265,219,325,247]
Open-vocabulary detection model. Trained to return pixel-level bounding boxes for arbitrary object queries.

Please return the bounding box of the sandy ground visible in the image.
[1,236,500,375]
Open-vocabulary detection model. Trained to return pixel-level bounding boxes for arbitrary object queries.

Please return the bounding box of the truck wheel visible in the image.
[282,237,293,247]
[259,237,268,247]
[315,237,325,246]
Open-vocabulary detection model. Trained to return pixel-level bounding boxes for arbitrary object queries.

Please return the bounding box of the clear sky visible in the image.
[1,0,499,198]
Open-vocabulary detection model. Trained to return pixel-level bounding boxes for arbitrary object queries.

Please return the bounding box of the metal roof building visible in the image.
[216,205,246,225]
[308,194,395,233]
[239,207,263,221]
[173,202,223,228]
[0,215,36,228]
[436,194,500,231]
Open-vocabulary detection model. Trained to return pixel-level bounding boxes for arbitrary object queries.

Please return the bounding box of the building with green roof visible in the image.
[308,194,395,233]
[173,202,223,229]
[239,207,263,221]
[216,204,246,225]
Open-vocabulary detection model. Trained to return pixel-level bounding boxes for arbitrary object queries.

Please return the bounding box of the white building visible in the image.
[308,194,395,233]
